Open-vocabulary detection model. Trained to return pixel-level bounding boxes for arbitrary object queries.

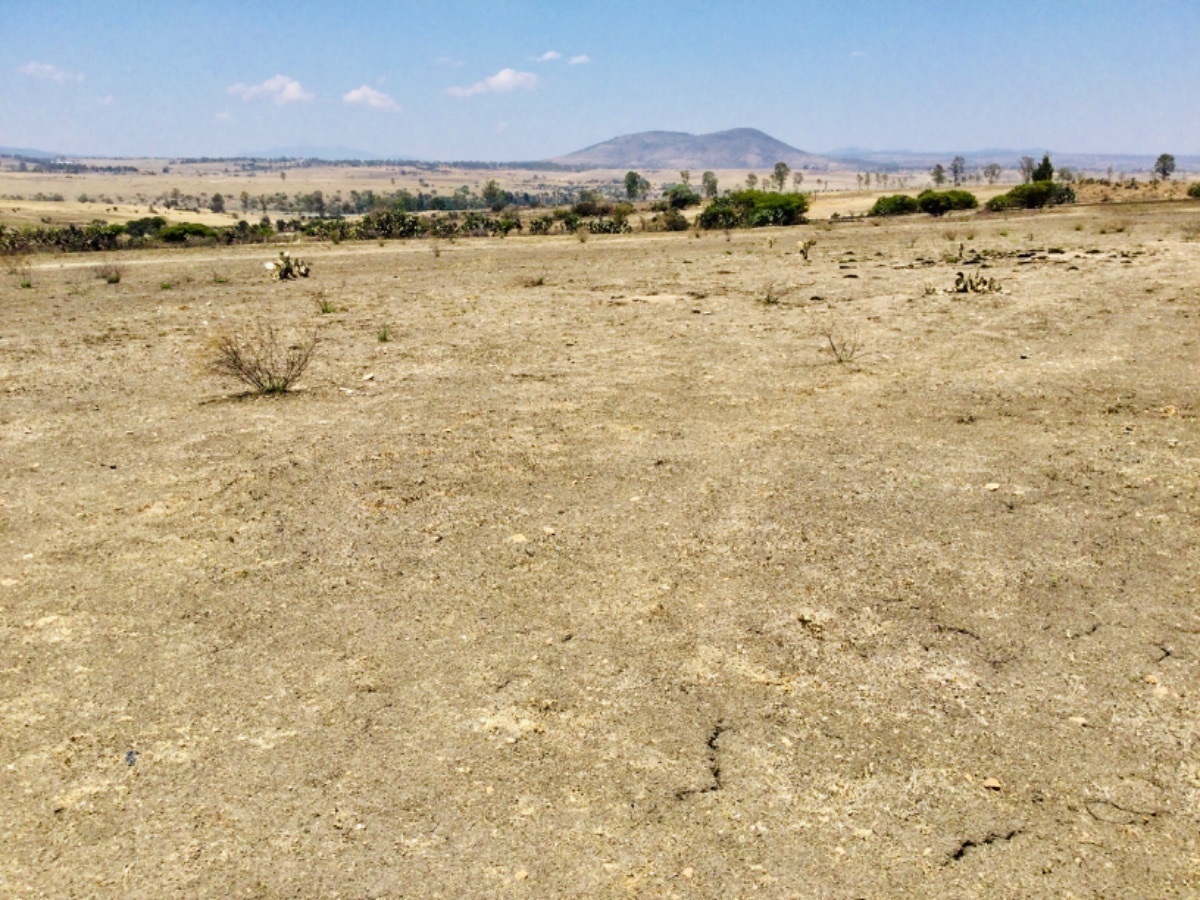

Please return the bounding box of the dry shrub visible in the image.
[207,322,317,394]
[820,317,863,364]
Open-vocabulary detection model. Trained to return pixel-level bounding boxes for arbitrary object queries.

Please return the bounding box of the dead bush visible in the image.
[207,322,317,394]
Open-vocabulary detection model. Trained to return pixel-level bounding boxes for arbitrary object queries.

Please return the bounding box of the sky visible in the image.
[2,0,1197,160]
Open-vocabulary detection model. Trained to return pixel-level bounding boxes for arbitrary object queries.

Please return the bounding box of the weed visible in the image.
[160,281,173,290]
[377,325,391,343]
[212,272,229,285]
[576,227,588,243]
[95,263,123,284]
[521,275,546,287]
[314,293,338,314]
[820,317,862,364]
[207,322,317,394]
[758,282,785,306]
[431,239,442,258]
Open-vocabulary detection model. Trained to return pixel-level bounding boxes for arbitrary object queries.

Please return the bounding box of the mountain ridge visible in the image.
[552,128,844,170]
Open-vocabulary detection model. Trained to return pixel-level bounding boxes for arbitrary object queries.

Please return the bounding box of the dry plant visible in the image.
[819,316,863,364]
[94,263,123,284]
[207,322,317,394]
[797,239,816,261]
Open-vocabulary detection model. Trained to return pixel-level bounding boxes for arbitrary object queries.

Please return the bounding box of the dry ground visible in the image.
[2,201,1199,897]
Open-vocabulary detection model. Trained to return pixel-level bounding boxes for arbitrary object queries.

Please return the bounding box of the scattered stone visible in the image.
[983,778,1003,791]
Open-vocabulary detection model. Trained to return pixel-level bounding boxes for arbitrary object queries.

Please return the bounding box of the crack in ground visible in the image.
[945,828,1022,864]
[676,723,726,800]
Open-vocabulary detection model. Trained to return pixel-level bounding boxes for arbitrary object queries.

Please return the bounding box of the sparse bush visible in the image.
[820,318,862,364]
[207,322,317,394]
[95,263,123,284]
[869,194,920,217]
[917,189,978,217]
[1188,183,1200,199]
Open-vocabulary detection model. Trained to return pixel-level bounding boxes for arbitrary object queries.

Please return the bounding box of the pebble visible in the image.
[984,483,1001,491]
[982,777,1002,791]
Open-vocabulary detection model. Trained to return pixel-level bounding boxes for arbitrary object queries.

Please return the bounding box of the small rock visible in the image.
[982,777,1002,791]
[1068,716,1088,727]
[984,483,1001,491]
[362,373,375,381]
[514,869,528,882]
[510,534,527,543]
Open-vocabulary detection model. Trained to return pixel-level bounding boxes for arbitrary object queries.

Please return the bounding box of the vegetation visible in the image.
[869,194,920,217]
[662,184,701,209]
[1032,154,1055,182]
[697,190,809,230]
[917,189,979,217]
[266,251,310,280]
[1154,154,1176,181]
[207,322,317,394]
[985,181,1076,211]
[1188,182,1200,199]
[701,171,719,199]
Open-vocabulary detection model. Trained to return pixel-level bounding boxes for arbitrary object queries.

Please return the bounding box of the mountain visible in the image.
[0,146,60,159]
[553,128,841,170]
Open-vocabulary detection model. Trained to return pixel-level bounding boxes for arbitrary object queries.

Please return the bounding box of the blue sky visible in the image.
[2,0,1197,159]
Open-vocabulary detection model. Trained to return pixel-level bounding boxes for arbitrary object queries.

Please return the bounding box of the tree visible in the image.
[792,171,804,191]
[930,164,947,186]
[210,192,226,213]
[746,173,758,189]
[1154,153,1176,181]
[773,161,791,192]
[240,190,251,213]
[1032,153,1054,182]
[983,163,1002,185]
[679,170,691,186]
[1018,156,1036,184]
[624,171,643,201]
[950,156,966,186]
[701,171,719,199]
[482,179,506,210]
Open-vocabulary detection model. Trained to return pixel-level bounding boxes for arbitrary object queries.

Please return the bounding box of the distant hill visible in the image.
[0,146,59,159]
[553,128,843,170]
[251,145,386,161]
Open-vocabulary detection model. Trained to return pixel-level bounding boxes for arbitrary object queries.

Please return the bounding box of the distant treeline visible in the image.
[170,156,583,172]
[9,157,141,175]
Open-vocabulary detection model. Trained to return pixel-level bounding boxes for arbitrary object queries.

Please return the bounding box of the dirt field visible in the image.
[3,200,1199,896]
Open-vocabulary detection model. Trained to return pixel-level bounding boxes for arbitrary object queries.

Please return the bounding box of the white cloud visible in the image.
[850,50,865,58]
[19,61,82,83]
[215,112,233,123]
[228,75,314,104]
[435,56,465,68]
[569,55,591,65]
[447,68,538,98]
[343,84,400,112]
[495,121,509,134]
[97,95,114,106]
[534,50,562,62]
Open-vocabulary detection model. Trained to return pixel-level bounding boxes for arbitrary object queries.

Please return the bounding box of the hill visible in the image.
[553,128,841,170]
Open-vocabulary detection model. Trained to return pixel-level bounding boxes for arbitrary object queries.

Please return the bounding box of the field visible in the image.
[3,199,1199,895]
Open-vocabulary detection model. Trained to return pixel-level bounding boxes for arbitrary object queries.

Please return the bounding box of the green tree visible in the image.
[701,171,719,199]
[679,170,691,186]
[482,179,507,210]
[1032,153,1054,182]
[950,156,966,186]
[210,192,226,213]
[773,161,791,192]
[624,171,643,201]
[1154,153,1176,180]
[983,163,1002,184]
[745,173,758,189]
[240,190,251,213]
[930,164,947,186]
